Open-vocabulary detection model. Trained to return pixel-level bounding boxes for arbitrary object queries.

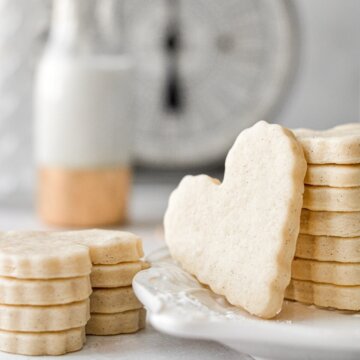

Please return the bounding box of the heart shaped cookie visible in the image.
[164,121,306,318]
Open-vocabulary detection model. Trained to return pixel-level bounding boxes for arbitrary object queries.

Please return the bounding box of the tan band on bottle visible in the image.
[38,167,131,227]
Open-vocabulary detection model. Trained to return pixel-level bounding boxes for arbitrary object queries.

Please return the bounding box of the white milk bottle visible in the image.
[35,0,134,226]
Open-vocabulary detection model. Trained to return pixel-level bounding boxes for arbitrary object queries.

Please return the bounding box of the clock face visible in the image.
[124,0,296,167]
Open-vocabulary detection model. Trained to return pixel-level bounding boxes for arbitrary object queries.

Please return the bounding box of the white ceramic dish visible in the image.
[133,247,360,360]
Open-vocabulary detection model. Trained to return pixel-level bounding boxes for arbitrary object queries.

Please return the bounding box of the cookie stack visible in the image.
[0,235,92,356]
[286,123,360,310]
[56,230,148,335]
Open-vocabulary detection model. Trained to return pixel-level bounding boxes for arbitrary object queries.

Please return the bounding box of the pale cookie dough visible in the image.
[56,229,144,264]
[86,308,146,335]
[0,327,85,356]
[0,275,91,305]
[0,232,91,279]
[285,279,360,310]
[305,163,360,187]
[294,123,360,164]
[164,121,307,319]
[292,258,360,286]
[301,209,360,237]
[303,185,360,211]
[90,286,142,313]
[91,261,149,288]
[296,233,360,263]
[0,300,89,332]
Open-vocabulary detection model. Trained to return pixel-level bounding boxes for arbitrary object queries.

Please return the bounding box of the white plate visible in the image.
[133,247,360,360]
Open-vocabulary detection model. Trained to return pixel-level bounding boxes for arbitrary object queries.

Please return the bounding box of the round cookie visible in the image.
[303,185,360,211]
[0,276,91,305]
[294,123,360,164]
[285,279,360,311]
[86,308,146,335]
[305,163,360,187]
[0,232,91,279]
[90,286,142,314]
[0,327,86,356]
[0,300,89,332]
[296,233,360,263]
[56,229,144,264]
[90,261,149,288]
[292,258,360,286]
[301,209,360,237]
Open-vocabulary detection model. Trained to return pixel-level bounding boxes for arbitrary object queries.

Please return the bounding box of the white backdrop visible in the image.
[0,0,358,205]
[279,0,359,129]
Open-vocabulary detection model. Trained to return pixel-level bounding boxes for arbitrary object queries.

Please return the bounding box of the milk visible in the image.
[35,55,133,168]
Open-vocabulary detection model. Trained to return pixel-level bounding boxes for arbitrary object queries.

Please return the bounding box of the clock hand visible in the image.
[163,0,184,114]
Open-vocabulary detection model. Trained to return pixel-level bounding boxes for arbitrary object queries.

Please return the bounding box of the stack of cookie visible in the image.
[0,234,92,356]
[286,123,360,310]
[56,230,148,335]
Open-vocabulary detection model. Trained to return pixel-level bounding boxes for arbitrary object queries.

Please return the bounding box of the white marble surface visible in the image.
[0,326,248,360]
[0,183,247,359]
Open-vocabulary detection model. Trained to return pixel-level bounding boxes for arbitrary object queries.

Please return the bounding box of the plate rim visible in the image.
[133,247,360,357]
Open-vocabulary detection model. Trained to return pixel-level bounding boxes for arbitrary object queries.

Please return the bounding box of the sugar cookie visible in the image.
[305,163,360,187]
[90,261,149,288]
[164,121,307,318]
[292,258,360,286]
[56,229,144,264]
[301,209,360,237]
[303,185,360,211]
[285,279,360,310]
[0,300,89,332]
[0,327,85,356]
[294,123,360,164]
[0,275,91,305]
[90,286,142,314]
[0,232,91,279]
[295,233,360,263]
[5,229,144,266]
[86,309,146,335]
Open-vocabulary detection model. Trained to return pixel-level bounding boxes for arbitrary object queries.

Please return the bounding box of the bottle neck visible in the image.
[48,0,125,55]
